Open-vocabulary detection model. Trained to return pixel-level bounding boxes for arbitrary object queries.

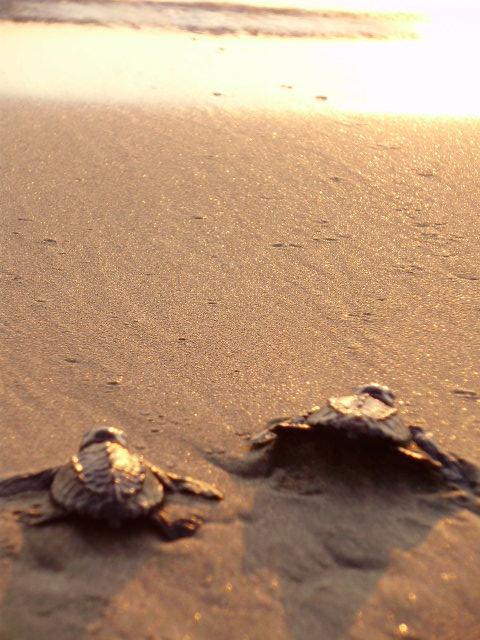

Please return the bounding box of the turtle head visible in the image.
[80,427,128,450]
[355,383,395,407]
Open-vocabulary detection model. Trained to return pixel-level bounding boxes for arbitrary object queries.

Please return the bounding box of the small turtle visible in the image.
[251,383,470,484]
[0,427,223,540]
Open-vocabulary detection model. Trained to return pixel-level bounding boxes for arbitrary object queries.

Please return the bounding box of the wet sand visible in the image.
[1,20,480,640]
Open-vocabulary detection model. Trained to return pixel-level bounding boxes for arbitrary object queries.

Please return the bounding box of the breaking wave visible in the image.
[0,0,419,38]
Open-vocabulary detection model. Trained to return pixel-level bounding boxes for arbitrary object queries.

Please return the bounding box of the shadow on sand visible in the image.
[1,436,478,640]
[0,493,221,640]
[220,430,479,640]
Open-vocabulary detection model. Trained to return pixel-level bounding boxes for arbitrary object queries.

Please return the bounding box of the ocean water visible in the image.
[0,0,427,38]
[1,0,479,40]
[1,0,480,115]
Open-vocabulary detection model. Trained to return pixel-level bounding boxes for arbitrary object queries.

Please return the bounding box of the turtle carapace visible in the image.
[251,384,472,486]
[0,427,223,540]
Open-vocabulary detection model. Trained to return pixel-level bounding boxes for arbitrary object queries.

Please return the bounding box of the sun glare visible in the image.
[0,2,480,116]
[333,6,480,115]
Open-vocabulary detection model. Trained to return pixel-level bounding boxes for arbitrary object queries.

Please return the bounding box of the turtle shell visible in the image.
[304,392,411,444]
[50,441,164,521]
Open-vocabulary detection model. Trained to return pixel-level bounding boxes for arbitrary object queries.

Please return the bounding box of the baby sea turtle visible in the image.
[251,383,470,484]
[0,427,223,540]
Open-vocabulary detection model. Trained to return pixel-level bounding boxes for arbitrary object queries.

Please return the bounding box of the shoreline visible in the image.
[0,21,479,117]
[0,1,420,38]
[1,19,480,640]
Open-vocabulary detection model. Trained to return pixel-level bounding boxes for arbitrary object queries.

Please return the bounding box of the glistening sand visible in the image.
[1,18,480,640]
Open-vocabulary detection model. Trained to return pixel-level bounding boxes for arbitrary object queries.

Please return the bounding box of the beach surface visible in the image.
[1,15,480,640]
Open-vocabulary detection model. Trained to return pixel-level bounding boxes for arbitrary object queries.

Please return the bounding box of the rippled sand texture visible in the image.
[2,95,480,640]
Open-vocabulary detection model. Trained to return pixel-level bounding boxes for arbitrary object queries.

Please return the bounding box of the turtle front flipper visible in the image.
[410,427,476,486]
[148,465,223,500]
[149,511,203,540]
[0,467,60,497]
[250,420,312,449]
[15,502,67,526]
[250,428,278,448]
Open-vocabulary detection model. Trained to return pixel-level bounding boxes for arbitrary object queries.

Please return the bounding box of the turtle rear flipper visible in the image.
[0,467,59,497]
[16,502,67,526]
[410,427,476,485]
[150,511,203,540]
[148,465,223,500]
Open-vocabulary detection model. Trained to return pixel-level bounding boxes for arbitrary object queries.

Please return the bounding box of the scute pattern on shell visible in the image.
[50,442,165,521]
[304,396,411,444]
[329,394,397,421]
[73,441,146,499]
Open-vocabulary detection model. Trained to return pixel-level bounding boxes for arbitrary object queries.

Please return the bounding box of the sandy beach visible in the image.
[1,13,480,640]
